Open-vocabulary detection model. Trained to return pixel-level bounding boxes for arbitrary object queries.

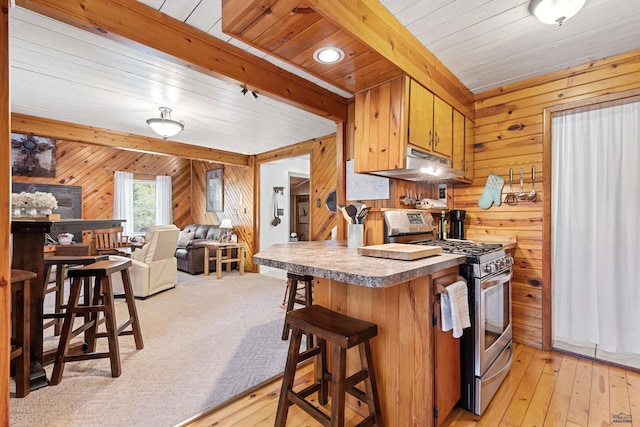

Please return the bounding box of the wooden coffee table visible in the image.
[204,242,245,279]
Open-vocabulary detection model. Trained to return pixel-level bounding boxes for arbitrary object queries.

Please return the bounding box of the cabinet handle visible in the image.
[429,130,434,148]
[434,132,440,147]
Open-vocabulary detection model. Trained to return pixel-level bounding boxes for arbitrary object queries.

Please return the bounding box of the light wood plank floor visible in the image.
[180,343,640,426]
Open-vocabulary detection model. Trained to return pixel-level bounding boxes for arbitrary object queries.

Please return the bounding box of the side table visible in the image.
[204,242,245,279]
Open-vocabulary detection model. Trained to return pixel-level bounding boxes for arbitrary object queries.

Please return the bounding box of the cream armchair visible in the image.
[111,225,180,298]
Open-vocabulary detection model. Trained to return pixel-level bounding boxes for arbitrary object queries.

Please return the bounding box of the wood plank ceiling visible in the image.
[8,0,640,156]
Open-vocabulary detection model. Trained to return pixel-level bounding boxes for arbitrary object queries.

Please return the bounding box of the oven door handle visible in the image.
[483,344,514,383]
[481,270,512,290]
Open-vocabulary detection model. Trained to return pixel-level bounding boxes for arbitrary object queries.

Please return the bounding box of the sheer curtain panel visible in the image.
[156,175,173,225]
[552,100,640,355]
[114,171,134,236]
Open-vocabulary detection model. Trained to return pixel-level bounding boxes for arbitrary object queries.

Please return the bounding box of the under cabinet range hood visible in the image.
[368,148,465,182]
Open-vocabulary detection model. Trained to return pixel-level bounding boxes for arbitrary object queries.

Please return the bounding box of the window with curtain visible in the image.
[551,99,640,358]
[114,172,173,235]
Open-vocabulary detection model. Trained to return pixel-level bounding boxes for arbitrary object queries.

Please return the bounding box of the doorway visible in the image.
[289,174,310,242]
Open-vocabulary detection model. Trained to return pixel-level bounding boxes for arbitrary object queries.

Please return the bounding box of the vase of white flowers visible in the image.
[11,191,58,217]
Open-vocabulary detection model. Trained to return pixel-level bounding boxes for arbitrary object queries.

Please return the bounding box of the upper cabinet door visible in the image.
[408,80,434,152]
[433,96,453,158]
[452,109,465,172]
[354,76,407,173]
[464,117,475,180]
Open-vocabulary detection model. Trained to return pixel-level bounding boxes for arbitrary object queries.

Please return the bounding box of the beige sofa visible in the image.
[112,224,180,298]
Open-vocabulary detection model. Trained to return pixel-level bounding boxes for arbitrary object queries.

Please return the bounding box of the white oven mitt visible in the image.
[478,172,504,209]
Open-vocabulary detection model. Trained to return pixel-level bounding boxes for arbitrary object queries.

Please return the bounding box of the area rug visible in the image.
[9,271,290,427]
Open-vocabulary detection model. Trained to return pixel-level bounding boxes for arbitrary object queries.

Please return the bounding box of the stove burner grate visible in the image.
[414,240,503,256]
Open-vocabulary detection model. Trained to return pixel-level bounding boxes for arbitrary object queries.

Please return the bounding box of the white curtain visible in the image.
[155,175,173,225]
[552,100,640,354]
[114,171,134,236]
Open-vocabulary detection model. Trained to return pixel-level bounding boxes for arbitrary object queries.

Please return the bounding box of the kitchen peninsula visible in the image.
[254,241,466,426]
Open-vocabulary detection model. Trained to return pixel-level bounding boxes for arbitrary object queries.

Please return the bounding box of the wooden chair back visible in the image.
[93,227,128,255]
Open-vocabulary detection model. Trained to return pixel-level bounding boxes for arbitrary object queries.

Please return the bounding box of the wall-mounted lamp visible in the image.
[146,107,185,140]
[529,0,586,26]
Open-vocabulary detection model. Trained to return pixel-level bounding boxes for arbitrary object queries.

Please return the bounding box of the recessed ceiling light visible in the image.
[313,47,345,64]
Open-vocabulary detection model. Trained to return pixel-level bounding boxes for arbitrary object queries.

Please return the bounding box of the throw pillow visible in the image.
[177,231,195,248]
[132,243,150,262]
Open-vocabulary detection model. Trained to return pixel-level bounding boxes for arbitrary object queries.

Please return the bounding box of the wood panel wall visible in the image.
[453,48,640,349]
[309,135,338,241]
[11,140,192,223]
[1,1,10,420]
[11,138,258,271]
[190,159,255,271]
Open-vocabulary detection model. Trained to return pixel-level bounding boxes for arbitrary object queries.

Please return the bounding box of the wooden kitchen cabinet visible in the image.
[354,75,459,174]
[432,269,462,425]
[408,79,434,151]
[452,109,465,174]
[452,111,475,182]
[431,96,453,158]
[464,116,475,180]
[353,76,406,173]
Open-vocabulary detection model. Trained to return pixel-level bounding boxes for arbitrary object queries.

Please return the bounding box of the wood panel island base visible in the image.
[254,241,466,426]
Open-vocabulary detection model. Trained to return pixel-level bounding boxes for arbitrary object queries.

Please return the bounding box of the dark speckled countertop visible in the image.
[253,240,465,288]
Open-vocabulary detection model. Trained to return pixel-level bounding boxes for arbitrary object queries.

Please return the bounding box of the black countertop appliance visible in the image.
[449,209,466,239]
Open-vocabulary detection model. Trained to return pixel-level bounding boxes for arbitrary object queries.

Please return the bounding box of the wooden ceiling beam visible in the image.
[15,0,348,122]
[11,113,251,167]
[305,0,475,119]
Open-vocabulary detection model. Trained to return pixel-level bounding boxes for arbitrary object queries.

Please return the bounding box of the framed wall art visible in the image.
[11,132,57,177]
[297,198,309,224]
[206,168,224,212]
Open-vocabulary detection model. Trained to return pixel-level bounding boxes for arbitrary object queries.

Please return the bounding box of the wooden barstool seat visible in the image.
[10,269,36,398]
[281,272,314,345]
[50,258,144,385]
[43,255,108,336]
[275,305,383,427]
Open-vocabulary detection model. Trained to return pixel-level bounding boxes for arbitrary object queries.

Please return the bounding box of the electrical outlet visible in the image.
[438,184,447,201]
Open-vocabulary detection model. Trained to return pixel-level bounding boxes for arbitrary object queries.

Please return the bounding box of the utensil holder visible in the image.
[347,223,364,249]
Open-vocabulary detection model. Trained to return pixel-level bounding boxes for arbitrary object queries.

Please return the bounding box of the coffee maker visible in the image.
[449,210,466,239]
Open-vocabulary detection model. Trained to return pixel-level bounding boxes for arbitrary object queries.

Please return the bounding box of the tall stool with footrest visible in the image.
[281,272,314,347]
[10,269,36,398]
[50,258,144,385]
[43,254,108,337]
[275,305,383,427]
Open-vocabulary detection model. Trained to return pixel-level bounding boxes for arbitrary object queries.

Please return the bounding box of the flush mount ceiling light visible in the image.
[313,46,345,64]
[529,0,586,26]
[146,107,184,140]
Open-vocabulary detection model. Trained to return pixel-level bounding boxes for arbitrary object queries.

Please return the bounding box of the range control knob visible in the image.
[484,264,492,273]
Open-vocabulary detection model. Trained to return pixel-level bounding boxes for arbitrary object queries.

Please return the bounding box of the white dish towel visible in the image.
[441,280,471,338]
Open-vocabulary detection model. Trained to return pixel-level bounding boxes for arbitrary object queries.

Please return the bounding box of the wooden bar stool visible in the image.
[281,272,314,346]
[43,255,108,336]
[50,258,144,385]
[10,269,36,398]
[275,305,383,427]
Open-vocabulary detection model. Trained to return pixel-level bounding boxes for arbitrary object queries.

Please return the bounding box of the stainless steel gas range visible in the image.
[383,209,513,416]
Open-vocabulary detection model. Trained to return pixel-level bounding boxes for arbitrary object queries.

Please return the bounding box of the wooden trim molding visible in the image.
[16,0,349,122]
[541,88,640,350]
[11,113,251,166]
[1,0,11,419]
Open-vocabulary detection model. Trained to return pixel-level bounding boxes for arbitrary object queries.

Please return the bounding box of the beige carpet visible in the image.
[10,270,291,427]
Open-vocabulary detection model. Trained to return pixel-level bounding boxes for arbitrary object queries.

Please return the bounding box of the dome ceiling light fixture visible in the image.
[529,0,587,26]
[313,46,345,64]
[146,106,184,140]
